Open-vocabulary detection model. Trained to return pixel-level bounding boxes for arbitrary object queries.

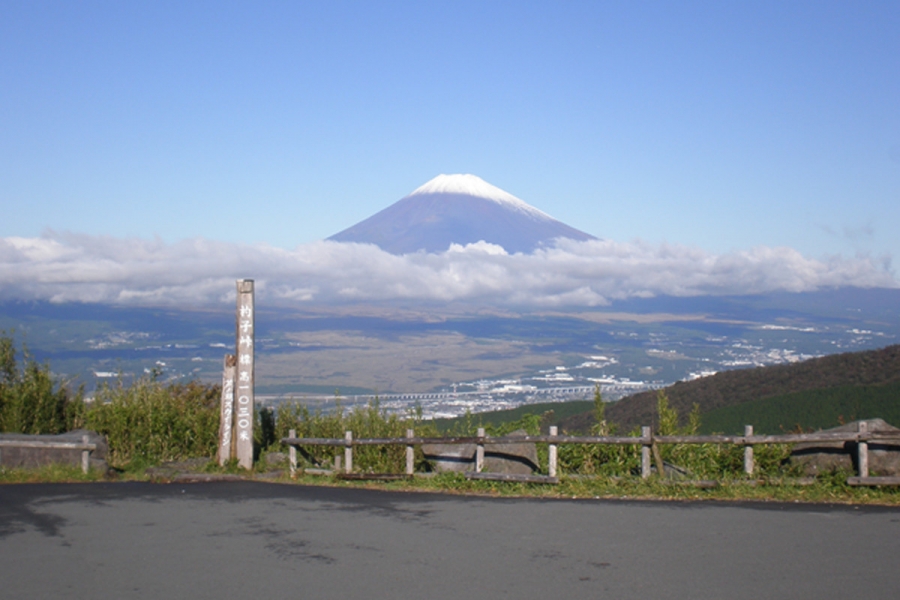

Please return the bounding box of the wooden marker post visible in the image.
[217,354,237,465]
[235,280,255,469]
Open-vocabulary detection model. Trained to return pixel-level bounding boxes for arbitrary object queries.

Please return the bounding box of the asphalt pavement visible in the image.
[1,481,898,599]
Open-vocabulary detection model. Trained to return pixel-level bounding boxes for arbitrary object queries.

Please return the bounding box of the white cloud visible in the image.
[0,232,895,308]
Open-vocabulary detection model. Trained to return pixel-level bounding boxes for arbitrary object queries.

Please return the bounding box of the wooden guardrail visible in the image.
[0,435,97,474]
[283,421,900,486]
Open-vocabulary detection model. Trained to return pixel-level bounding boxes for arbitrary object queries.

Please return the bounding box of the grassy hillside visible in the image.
[698,381,900,434]
[559,344,900,433]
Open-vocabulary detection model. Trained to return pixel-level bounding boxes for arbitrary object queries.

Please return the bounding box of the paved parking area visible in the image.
[1,482,898,599]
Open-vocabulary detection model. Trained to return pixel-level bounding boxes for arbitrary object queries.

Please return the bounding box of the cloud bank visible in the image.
[0,232,895,308]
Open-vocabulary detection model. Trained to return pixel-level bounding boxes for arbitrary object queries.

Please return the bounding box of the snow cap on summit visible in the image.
[407,174,552,220]
[328,173,596,254]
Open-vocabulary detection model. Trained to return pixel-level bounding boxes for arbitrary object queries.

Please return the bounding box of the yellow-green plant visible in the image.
[653,390,792,479]
[0,330,84,434]
[87,377,219,465]
[273,398,430,472]
[558,385,640,476]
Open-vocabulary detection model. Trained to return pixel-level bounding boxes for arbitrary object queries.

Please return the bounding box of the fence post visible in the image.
[857,421,868,478]
[641,426,651,479]
[744,425,754,477]
[81,434,90,474]
[476,428,485,473]
[406,429,415,476]
[549,426,558,478]
[289,429,297,478]
[344,431,353,474]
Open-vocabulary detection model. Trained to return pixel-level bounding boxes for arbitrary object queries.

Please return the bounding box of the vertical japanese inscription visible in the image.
[217,354,237,466]
[235,279,255,469]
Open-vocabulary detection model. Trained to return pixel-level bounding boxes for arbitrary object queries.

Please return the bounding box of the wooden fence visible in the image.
[282,421,900,486]
[0,435,97,474]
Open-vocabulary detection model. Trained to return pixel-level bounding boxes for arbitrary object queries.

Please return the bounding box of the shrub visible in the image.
[273,398,429,472]
[0,330,85,434]
[86,376,220,465]
[558,386,640,476]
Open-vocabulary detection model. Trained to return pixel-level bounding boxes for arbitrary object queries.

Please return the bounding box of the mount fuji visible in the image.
[328,174,597,254]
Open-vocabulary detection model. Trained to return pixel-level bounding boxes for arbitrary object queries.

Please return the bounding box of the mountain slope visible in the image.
[328,174,596,254]
[698,381,900,434]
[559,344,900,433]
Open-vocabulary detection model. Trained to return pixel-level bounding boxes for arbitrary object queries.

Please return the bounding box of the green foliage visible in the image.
[86,377,220,466]
[700,381,900,434]
[557,384,639,476]
[653,390,792,479]
[273,398,430,472]
[0,330,85,434]
[657,390,790,479]
[554,390,793,479]
[592,383,606,435]
[256,406,277,454]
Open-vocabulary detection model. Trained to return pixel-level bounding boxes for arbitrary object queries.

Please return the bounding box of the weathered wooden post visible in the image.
[217,354,237,465]
[235,280,255,469]
[81,434,90,474]
[548,425,558,478]
[405,429,415,476]
[641,426,652,479]
[289,428,297,478]
[344,430,353,473]
[476,427,485,473]
[857,421,869,478]
[743,425,754,476]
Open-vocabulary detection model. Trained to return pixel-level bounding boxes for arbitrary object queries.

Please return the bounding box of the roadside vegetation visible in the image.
[0,330,85,434]
[1,331,897,504]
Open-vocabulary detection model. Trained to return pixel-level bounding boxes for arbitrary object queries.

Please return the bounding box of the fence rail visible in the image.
[283,421,900,486]
[0,435,97,474]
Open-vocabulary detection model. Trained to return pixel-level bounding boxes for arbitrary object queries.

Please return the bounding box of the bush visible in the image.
[0,330,85,434]
[86,376,220,466]
[557,386,640,476]
[273,398,429,472]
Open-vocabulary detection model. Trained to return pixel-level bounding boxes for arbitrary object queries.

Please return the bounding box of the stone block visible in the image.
[421,443,476,473]
[790,419,900,476]
[0,429,108,471]
[422,429,539,475]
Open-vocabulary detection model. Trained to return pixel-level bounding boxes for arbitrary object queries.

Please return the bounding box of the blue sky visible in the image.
[1,1,898,307]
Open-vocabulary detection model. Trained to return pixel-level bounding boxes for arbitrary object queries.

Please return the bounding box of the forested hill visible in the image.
[561,344,900,433]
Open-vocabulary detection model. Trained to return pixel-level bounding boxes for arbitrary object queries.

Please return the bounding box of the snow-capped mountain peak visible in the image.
[407,174,552,221]
[328,173,596,254]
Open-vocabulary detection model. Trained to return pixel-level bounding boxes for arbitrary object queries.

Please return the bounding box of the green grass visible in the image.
[0,463,105,484]
[3,463,896,506]
[260,470,900,506]
[699,381,900,434]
